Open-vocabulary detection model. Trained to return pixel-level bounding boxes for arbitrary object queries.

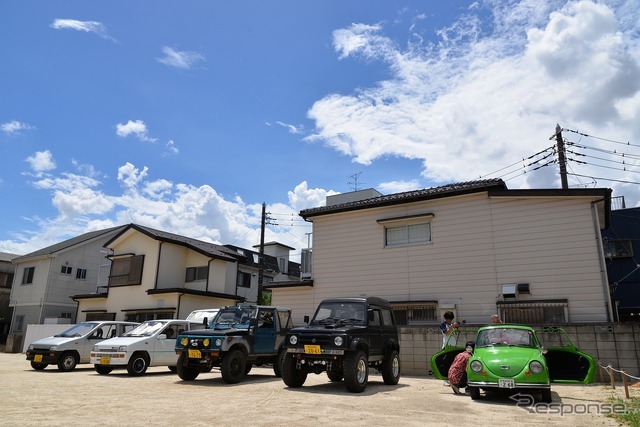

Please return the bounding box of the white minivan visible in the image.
[90,319,201,376]
[26,321,139,371]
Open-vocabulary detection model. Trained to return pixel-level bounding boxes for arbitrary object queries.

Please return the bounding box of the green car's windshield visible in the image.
[476,328,535,348]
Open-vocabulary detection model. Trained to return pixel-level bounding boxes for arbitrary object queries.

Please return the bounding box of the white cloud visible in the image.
[157,46,206,70]
[50,19,116,42]
[306,0,640,205]
[25,150,56,173]
[117,162,149,189]
[377,180,422,194]
[116,120,157,143]
[275,121,305,135]
[1,120,34,134]
[164,140,179,156]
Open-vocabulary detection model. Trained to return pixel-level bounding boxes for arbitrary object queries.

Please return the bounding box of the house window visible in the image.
[237,272,251,288]
[278,258,286,273]
[604,239,633,258]
[60,265,72,275]
[185,266,208,282]
[109,255,144,287]
[497,300,568,324]
[124,310,175,322]
[76,268,87,280]
[0,272,13,288]
[61,312,72,319]
[13,315,24,332]
[21,267,35,285]
[392,303,438,325]
[385,222,431,247]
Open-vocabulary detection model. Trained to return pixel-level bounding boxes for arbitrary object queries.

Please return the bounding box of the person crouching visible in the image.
[447,341,475,395]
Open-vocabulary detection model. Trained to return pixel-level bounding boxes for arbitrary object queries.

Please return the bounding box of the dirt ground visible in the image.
[1,352,631,426]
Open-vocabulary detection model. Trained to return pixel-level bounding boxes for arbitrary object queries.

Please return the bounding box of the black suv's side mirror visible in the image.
[304,315,310,324]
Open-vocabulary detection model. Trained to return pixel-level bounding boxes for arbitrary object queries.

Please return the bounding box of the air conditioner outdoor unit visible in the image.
[502,284,518,298]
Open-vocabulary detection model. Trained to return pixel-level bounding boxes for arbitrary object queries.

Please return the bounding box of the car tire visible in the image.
[344,350,369,393]
[327,368,344,382]
[176,354,199,381]
[127,352,149,376]
[281,354,307,388]
[381,350,400,385]
[94,365,113,375]
[30,361,48,371]
[245,362,253,375]
[468,386,480,400]
[221,349,246,384]
[273,348,286,378]
[541,388,552,403]
[57,352,79,372]
[168,366,177,373]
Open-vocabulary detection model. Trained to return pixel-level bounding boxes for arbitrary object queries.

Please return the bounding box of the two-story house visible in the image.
[7,226,127,352]
[73,224,302,323]
[268,179,613,325]
[0,252,18,349]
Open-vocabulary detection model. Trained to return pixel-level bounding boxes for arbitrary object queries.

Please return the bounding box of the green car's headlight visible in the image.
[470,360,483,373]
[529,360,544,374]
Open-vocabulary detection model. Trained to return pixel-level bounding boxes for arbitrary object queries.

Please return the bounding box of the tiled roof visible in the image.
[106,224,242,262]
[300,178,508,219]
[12,226,128,263]
[0,252,19,262]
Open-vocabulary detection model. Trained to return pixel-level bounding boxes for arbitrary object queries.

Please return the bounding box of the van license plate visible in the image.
[100,356,111,365]
[304,345,321,354]
[499,379,515,388]
[34,354,43,363]
[188,349,202,358]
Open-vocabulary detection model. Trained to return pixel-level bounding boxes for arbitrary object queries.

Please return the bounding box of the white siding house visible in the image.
[268,179,613,326]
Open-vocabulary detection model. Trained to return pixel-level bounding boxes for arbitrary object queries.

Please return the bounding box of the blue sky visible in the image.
[1,0,639,259]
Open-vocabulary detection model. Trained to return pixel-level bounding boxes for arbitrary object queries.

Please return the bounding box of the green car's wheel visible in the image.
[468,386,480,400]
[541,388,552,403]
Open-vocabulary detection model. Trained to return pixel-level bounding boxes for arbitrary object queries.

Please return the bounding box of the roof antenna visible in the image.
[348,172,363,191]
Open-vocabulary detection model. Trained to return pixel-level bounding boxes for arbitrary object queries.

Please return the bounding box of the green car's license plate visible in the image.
[498,379,515,388]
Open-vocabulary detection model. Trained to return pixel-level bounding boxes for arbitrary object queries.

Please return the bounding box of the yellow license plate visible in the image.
[100,356,111,365]
[188,349,202,358]
[34,354,43,363]
[304,345,321,354]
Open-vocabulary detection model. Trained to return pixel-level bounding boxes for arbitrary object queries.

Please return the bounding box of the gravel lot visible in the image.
[1,352,629,426]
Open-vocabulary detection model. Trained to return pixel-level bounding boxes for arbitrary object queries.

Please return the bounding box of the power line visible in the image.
[563,128,639,149]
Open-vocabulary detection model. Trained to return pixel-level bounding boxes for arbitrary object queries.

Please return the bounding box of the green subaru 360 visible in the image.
[431,325,595,403]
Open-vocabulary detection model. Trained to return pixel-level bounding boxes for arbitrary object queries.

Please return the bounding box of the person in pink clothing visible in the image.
[447,341,475,395]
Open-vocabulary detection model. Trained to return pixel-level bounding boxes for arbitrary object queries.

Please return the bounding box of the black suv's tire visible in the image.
[30,361,48,370]
[221,349,246,384]
[176,353,199,381]
[127,352,149,376]
[327,363,343,382]
[94,365,113,375]
[57,352,79,372]
[381,350,400,385]
[281,354,307,387]
[273,349,286,378]
[344,350,369,393]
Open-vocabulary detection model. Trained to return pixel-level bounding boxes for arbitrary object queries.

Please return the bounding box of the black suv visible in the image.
[175,304,293,383]
[281,297,400,393]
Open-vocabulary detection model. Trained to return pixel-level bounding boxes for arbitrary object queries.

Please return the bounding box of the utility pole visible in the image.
[554,124,569,189]
[257,202,266,304]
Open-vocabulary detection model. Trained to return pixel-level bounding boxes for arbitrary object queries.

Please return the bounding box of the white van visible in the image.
[90,319,201,376]
[185,308,220,327]
[25,321,139,371]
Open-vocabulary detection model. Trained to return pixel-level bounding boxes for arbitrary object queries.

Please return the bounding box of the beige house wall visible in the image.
[272,191,610,325]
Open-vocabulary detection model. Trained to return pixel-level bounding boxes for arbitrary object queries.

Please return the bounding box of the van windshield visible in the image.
[54,322,99,338]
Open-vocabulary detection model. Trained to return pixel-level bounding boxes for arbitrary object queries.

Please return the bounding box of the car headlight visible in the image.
[203,339,210,347]
[529,360,544,374]
[180,337,189,346]
[92,346,99,352]
[334,336,343,346]
[118,346,127,352]
[470,360,483,373]
[49,345,57,351]
[289,335,298,345]
[28,344,34,351]
[214,339,222,347]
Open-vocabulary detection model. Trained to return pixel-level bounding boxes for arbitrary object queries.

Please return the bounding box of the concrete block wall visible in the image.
[398,323,640,379]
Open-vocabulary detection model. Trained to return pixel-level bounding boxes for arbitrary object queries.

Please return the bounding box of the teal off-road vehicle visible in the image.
[175,304,293,383]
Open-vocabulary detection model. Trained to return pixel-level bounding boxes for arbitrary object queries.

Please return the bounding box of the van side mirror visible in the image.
[304,315,310,324]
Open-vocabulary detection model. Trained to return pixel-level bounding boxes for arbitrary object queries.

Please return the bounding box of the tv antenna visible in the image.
[348,172,363,191]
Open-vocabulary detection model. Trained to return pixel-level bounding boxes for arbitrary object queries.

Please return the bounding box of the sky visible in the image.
[1,0,639,260]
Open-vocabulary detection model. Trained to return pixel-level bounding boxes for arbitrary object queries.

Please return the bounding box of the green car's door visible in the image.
[538,327,595,384]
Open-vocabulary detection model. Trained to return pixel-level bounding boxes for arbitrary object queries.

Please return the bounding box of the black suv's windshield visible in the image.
[311,302,366,325]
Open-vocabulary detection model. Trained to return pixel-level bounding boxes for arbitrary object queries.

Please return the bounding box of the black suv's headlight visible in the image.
[334,336,343,346]
[289,335,298,345]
